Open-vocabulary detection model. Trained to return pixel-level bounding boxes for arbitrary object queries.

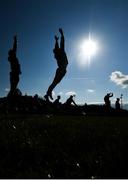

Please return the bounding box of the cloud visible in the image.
[87,89,95,93]
[65,91,76,96]
[58,92,63,96]
[5,88,10,92]
[110,71,128,88]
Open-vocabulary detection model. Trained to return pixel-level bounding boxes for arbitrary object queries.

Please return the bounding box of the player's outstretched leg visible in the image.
[46,68,66,100]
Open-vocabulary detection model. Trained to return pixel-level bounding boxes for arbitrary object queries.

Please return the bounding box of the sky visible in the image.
[0,0,128,104]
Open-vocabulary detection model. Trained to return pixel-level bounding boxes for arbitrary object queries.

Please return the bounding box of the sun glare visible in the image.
[81,39,97,57]
[78,34,98,67]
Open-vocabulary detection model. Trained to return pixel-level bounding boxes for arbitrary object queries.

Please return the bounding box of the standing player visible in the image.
[8,35,21,97]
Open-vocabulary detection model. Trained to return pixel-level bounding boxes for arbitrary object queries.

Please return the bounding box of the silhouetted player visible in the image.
[104,92,113,109]
[8,36,21,96]
[46,28,68,100]
[54,95,61,106]
[115,98,120,110]
[65,95,77,107]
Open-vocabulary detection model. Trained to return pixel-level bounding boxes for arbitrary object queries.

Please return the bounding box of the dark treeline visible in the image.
[0,91,128,116]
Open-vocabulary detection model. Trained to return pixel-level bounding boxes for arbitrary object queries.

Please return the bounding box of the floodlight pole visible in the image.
[120,94,123,109]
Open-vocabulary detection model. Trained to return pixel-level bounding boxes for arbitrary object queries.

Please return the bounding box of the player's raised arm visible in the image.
[110,93,113,97]
[59,28,65,51]
[13,35,17,53]
[54,35,59,50]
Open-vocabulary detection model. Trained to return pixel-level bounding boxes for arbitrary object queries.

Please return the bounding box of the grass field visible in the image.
[0,113,128,178]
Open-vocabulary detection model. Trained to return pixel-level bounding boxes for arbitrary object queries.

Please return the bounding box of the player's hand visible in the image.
[59,28,63,35]
[55,35,59,40]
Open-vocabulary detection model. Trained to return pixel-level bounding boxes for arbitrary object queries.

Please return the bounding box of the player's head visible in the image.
[57,95,61,99]
[53,48,61,59]
[53,47,61,53]
[70,95,73,99]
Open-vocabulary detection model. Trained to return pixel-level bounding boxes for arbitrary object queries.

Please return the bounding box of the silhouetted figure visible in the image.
[46,28,68,100]
[54,95,61,106]
[44,94,51,104]
[104,92,113,109]
[65,95,77,107]
[115,98,120,110]
[84,102,88,112]
[8,35,21,97]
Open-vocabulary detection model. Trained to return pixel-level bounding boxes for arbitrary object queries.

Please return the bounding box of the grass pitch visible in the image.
[0,113,128,178]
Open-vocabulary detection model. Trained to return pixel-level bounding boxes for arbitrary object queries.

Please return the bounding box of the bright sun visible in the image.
[78,34,98,66]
